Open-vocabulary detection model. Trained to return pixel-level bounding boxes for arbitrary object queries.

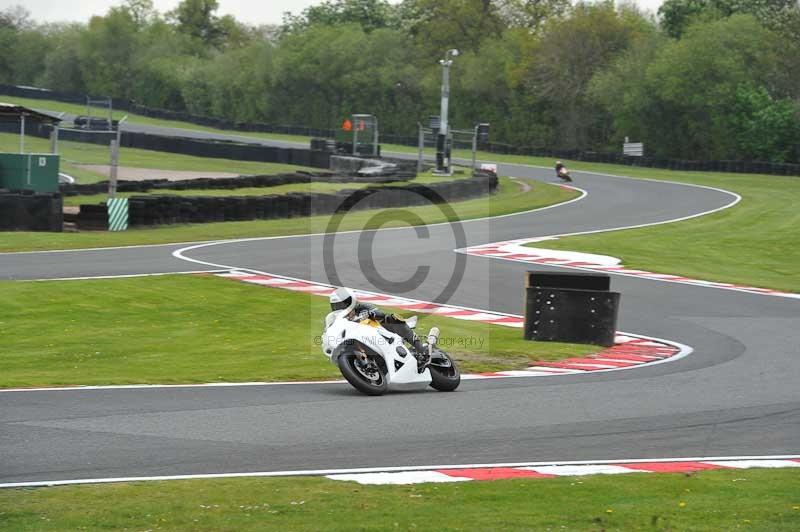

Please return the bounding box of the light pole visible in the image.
[436,48,458,175]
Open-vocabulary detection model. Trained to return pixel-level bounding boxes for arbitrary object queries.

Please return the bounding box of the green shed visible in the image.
[0,102,62,193]
[0,153,60,192]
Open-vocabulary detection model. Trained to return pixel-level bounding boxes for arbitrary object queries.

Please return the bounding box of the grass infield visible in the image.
[0,274,598,388]
[0,469,797,530]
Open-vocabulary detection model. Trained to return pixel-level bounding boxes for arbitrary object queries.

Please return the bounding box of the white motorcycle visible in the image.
[321,311,461,396]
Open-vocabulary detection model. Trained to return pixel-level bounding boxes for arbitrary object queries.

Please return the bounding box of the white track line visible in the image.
[28,270,229,282]
[0,240,223,255]
[2,455,797,489]
[0,380,345,393]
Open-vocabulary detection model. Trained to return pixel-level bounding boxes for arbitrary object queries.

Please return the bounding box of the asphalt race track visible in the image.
[1,126,798,485]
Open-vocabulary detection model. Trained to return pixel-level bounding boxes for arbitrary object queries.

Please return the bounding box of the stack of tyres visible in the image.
[77,203,109,230]
[311,150,331,169]
[0,192,63,231]
[288,149,308,167]
[523,271,620,347]
[284,192,310,217]
[272,195,289,219]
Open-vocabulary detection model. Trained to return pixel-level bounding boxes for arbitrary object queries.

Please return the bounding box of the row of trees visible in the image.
[1,0,798,162]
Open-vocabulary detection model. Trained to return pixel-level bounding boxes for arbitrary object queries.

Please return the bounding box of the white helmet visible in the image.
[330,287,357,314]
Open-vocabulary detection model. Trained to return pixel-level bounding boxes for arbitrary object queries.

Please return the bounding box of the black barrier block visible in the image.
[524,287,620,346]
[275,148,291,164]
[272,195,290,218]
[284,192,311,217]
[526,271,611,292]
[263,146,280,163]
[290,149,312,168]
[310,149,331,169]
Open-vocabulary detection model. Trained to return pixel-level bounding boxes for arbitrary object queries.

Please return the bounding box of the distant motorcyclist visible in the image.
[329,287,429,366]
[555,160,572,182]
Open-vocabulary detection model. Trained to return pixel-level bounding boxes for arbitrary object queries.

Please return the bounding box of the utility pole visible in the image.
[108,115,128,198]
[435,49,459,175]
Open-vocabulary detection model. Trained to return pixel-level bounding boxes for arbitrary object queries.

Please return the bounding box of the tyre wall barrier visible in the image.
[0,191,63,232]
[77,174,498,228]
[61,172,411,197]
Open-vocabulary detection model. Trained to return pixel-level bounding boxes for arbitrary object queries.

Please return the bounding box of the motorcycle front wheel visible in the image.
[338,352,389,396]
[428,348,461,392]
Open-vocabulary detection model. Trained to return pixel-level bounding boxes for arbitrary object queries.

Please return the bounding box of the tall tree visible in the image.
[496,0,570,32]
[403,0,505,58]
[595,14,792,160]
[78,8,140,97]
[516,1,653,149]
[40,24,88,93]
[283,0,398,33]
[170,0,224,48]
[659,0,800,38]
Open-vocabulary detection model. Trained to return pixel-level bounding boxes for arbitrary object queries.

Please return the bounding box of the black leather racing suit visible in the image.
[351,303,426,357]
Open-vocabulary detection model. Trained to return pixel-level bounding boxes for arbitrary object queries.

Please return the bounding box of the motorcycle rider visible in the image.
[329,287,429,366]
[555,160,571,182]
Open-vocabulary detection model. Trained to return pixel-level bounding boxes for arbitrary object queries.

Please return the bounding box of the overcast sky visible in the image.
[1,0,665,26]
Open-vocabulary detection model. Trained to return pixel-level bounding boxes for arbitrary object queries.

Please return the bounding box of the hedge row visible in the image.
[0,191,63,232]
[77,174,498,229]
[61,172,412,197]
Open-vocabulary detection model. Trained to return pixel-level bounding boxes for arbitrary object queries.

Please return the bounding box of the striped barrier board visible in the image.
[107,197,129,231]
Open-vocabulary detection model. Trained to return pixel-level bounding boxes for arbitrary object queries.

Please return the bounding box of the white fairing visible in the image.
[322,312,431,386]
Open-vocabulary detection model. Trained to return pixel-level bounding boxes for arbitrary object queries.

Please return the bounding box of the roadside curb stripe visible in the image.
[327,459,800,485]
[4,456,797,489]
[462,240,800,299]
[213,270,687,378]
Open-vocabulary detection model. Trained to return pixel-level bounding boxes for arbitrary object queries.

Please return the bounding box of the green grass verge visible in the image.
[0,274,597,388]
[1,469,797,530]
[0,132,315,184]
[0,176,576,252]
[516,161,799,293]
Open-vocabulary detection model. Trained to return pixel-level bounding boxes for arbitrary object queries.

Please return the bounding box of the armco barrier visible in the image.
[0,191,63,232]
[78,174,498,228]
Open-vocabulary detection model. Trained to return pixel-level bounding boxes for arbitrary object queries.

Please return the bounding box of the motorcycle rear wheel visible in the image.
[428,348,461,392]
[338,352,389,396]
